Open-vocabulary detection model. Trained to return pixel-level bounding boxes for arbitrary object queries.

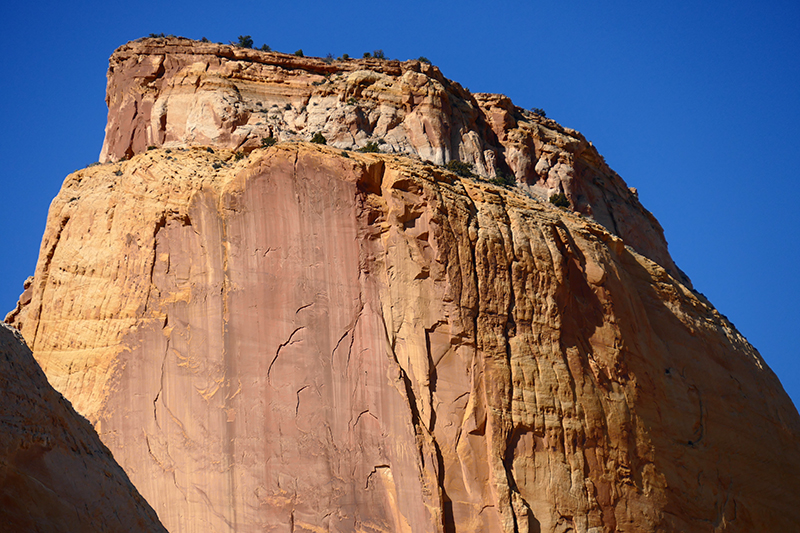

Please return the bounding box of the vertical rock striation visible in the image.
[8,143,800,532]
[98,37,683,284]
[6,38,800,532]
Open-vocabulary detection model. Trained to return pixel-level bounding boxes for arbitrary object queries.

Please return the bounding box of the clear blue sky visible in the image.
[1,1,798,408]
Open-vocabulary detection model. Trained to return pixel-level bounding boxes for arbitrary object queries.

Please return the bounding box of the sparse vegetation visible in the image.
[147,145,156,150]
[358,142,381,153]
[200,37,210,43]
[311,132,327,145]
[341,151,350,158]
[261,44,271,52]
[294,49,304,57]
[418,56,431,64]
[212,162,222,169]
[149,33,166,38]
[323,53,334,64]
[372,49,385,59]
[234,151,246,161]
[363,52,372,58]
[114,170,123,176]
[206,147,215,153]
[445,160,476,178]
[489,171,516,187]
[549,193,570,208]
[261,136,277,148]
[237,35,254,48]
[342,53,350,60]
[531,107,546,118]
[346,97,357,105]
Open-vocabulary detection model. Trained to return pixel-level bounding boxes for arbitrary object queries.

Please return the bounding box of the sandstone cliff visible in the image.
[99,37,684,285]
[0,323,166,532]
[6,38,800,533]
[8,141,800,532]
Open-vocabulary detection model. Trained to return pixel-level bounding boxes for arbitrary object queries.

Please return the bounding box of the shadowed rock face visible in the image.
[8,142,800,532]
[0,323,166,532]
[98,37,684,285]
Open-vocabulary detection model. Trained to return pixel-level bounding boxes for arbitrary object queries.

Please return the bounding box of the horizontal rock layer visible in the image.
[0,323,166,532]
[99,37,685,285]
[9,144,800,532]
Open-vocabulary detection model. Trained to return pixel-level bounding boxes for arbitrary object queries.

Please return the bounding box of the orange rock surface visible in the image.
[6,38,800,532]
[99,37,683,284]
[9,142,800,532]
[0,323,166,532]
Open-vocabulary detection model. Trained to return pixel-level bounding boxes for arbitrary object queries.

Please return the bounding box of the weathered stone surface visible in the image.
[9,142,800,532]
[0,323,166,532]
[98,37,684,285]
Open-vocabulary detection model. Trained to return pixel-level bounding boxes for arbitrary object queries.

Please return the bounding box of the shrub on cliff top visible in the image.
[418,56,431,64]
[294,49,304,57]
[549,193,570,208]
[445,160,475,178]
[489,171,516,187]
[311,132,327,145]
[531,107,547,118]
[261,136,277,148]
[358,142,381,153]
[372,49,385,59]
[237,35,254,48]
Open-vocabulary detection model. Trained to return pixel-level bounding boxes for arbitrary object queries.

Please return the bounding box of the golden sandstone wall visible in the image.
[6,38,800,532]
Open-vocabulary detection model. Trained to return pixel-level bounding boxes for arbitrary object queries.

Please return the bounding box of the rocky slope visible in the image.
[6,38,800,532]
[0,323,166,532]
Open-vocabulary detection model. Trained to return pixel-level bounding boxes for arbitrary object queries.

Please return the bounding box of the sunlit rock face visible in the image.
[0,323,166,532]
[9,143,800,532]
[99,37,683,284]
[6,37,800,533]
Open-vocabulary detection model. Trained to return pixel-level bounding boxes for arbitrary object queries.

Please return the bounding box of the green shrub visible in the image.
[531,107,546,118]
[358,142,381,153]
[200,37,210,43]
[149,33,166,38]
[261,44,271,52]
[294,49,304,57]
[373,49,385,59]
[147,145,156,150]
[114,170,123,176]
[549,193,570,208]
[418,56,431,64]
[342,53,350,60]
[261,136,277,148]
[311,132,327,144]
[237,35,254,48]
[445,160,475,178]
[234,151,246,161]
[363,52,372,58]
[489,172,516,187]
[341,151,350,158]
[346,97,357,105]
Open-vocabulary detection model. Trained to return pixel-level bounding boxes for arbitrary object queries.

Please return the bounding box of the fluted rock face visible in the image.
[0,323,166,532]
[99,37,684,285]
[8,142,800,532]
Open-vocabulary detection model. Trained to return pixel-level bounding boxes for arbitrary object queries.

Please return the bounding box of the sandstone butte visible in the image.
[5,36,800,532]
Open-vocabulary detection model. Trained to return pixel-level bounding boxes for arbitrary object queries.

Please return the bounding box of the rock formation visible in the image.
[99,37,684,285]
[0,322,166,532]
[6,37,800,532]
